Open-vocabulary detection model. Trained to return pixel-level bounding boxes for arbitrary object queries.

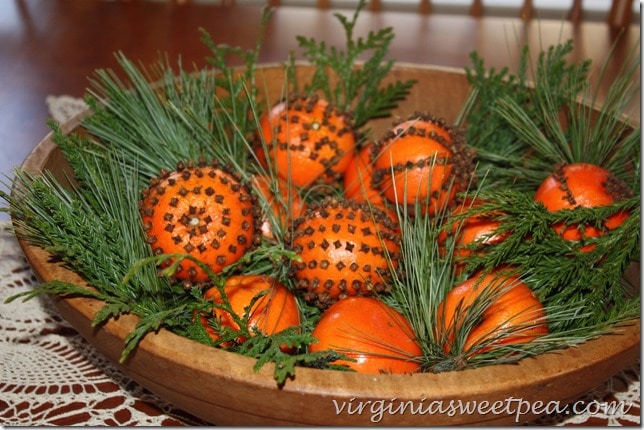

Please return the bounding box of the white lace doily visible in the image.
[0,223,207,426]
[1,97,206,425]
[45,95,89,124]
[0,96,639,426]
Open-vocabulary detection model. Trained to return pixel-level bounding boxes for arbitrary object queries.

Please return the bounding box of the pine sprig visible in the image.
[81,9,272,183]
[385,198,456,350]
[463,40,594,190]
[83,55,222,181]
[197,7,272,166]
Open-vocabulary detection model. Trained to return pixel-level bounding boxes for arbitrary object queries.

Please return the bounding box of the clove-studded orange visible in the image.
[288,197,401,309]
[139,159,260,283]
[534,162,632,252]
[371,113,476,216]
[256,93,357,188]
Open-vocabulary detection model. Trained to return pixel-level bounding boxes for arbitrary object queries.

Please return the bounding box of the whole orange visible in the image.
[436,269,548,355]
[309,296,422,374]
[201,274,301,351]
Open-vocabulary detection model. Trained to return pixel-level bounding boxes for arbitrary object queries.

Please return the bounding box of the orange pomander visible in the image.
[256,94,357,188]
[534,163,631,252]
[371,113,475,216]
[139,159,260,284]
[288,197,401,309]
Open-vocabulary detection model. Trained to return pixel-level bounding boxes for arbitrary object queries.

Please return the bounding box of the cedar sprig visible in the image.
[195,282,341,385]
[120,304,197,363]
[146,250,331,384]
[460,46,532,184]
[246,327,353,386]
[7,171,139,301]
[4,280,104,304]
[295,0,416,131]
[186,313,345,386]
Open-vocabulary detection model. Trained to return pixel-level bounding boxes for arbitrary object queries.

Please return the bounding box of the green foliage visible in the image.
[295,0,416,132]
[4,125,202,357]
[121,305,196,362]
[387,181,639,372]
[244,326,352,386]
[464,37,640,191]
[464,40,594,190]
[448,189,639,326]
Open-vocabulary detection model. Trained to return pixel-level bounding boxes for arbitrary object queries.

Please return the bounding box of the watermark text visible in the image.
[331,397,634,423]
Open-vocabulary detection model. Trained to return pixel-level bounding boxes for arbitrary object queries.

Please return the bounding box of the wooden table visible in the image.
[0,0,640,425]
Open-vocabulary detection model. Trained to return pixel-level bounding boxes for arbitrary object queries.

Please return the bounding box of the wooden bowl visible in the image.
[16,64,640,426]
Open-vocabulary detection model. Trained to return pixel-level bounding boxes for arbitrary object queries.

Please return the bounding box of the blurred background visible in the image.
[138,0,641,23]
